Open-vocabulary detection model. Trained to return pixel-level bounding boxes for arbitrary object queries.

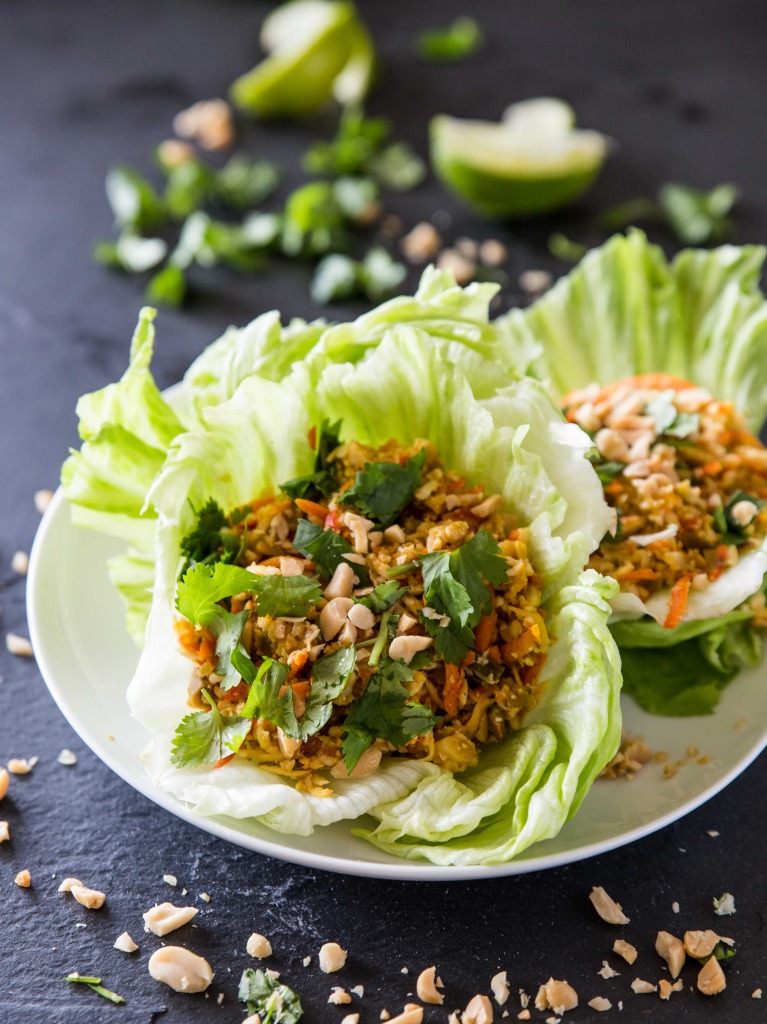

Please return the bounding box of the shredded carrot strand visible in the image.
[664,576,691,629]
[443,663,465,718]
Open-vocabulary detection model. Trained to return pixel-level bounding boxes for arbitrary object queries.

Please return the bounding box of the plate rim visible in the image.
[27,488,767,881]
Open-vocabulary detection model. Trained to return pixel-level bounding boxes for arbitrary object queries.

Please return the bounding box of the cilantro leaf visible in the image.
[296,645,356,739]
[238,968,303,1024]
[414,16,484,63]
[659,182,738,245]
[420,530,507,663]
[587,452,625,484]
[293,520,369,584]
[646,392,700,439]
[105,164,167,233]
[359,582,408,614]
[179,498,230,575]
[238,656,297,735]
[340,450,426,527]
[170,691,250,768]
[341,658,438,772]
[252,575,322,618]
[176,562,259,624]
[281,420,341,501]
[145,264,186,307]
[206,606,250,690]
[419,575,475,663]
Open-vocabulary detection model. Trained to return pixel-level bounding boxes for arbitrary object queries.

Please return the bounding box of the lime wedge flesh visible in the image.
[230,0,371,117]
[430,98,608,218]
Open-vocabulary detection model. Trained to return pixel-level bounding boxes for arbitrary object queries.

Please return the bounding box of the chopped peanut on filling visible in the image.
[175,436,550,794]
[564,377,767,623]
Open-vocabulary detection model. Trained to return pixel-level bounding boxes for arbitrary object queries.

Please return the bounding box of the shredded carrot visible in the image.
[214,753,235,769]
[443,663,465,718]
[605,480,623,496]
[287,650,309,680]
[501,630,538,663]
[664,576,691,629]
[307,424,317,449]
[291,680,311,700]
[700,460,722,476]
[324,509,343,533]
[617,568,660,582]
[295,498,330,521]
[473,607,497,652]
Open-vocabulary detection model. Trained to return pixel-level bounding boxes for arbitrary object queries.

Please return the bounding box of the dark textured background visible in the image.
[1,1,766,1021]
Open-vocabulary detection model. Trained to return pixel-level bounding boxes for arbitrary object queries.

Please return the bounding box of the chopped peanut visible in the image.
[143,902,198,935]
[588,997,612,1011]
[462,994,493,1024]
[148,946,214,993]
[698,957,726,995]
[0,821,9,843]
[589,886,630,925]
[319,942,347,974]
[491,971,510,1005]
[14,869,31,888]
[71,885,106,909]
[630,979,657,994]
[684,930,720,958]
[415,966,444,1005]
[328,987,351,1005]
[613,939,637,964]
[655,931,685,978]
[658,979,683,1000]
[114,932,139,953]
[246,933,272,959]
[0,769,8,801]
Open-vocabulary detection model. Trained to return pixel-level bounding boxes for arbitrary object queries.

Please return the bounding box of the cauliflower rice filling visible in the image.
[175,436,549,796]
[564,375,767,627]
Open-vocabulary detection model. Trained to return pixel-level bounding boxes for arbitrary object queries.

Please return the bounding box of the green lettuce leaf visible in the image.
[611,611,762,715]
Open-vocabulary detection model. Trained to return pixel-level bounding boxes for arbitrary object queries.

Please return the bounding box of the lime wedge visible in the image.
[230,0,373,117]
[430,98,609,218]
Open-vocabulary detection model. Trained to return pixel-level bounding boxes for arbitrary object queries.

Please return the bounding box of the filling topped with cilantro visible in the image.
[171,427,549,795]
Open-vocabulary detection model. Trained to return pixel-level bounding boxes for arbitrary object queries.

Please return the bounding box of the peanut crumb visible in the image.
[15,869,31,888]
[753,989,763,999]
[598,961,619,979]
[5,634,33,658]
[34,489,54,514]
[11,551,29,576]
[588,997,612,1011]
[613,940,637,965]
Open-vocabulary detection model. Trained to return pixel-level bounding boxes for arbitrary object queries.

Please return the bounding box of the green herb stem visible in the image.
[369,611,391,667]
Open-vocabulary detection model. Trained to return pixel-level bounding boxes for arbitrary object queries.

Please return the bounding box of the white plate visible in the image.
[28,491,767,880]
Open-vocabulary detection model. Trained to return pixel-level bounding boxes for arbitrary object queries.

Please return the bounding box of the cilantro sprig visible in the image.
[176,562,322,690]
[170,690,250,769]
[239,968,303,1024]
[342,657,438,772]
[340,449,427,527]
[65,974,125,1005]
[420,530,508,663]
[281,420,341,501]
[293,520,370,584]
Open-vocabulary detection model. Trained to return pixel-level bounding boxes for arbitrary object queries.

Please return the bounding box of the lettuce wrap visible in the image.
[502,230,767,714]
[119,328,620,864]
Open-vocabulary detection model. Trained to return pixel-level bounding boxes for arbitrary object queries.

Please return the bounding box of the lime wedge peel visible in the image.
[230,0,375,118]
[430,98,610,218]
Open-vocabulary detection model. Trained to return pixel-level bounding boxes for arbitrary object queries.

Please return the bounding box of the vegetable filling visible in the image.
[171,428,549,795]
[564,375,767,626]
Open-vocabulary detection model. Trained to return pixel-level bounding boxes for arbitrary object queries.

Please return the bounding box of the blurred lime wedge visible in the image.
[230,0,374,118]
[430,98,609,218]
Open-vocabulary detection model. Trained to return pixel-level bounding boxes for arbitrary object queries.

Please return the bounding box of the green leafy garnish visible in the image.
[281,420,341,501]
[415,16,484,62]
[548,232,587,263]
[359,582,408,613]
[304,107,425,191]
[179,498,232,575]
[281,181,348,259]
[170,691,250,768]
[175,562,258,624]
[239,968,303,1024]
[659,183,738,245]
[310,247,406,305]
[297,645,356,739]
[587,452,624,484]
[696,942,736,966]
[293,520,370,584]
[342,657,438,771]
[93,231,167,273]
[599,183,738,245]
[215,154,281,209]
[340,450,426,527]
[238,657,297,736]
[252,575,323,618]
[645,392,700,438]
[65,974,125,1005]
[145,264,186,307]
[420,529,508,663]
[105,164,167,233]
[173,211,270,274]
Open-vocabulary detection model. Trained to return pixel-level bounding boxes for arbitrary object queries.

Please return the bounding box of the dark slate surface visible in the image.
[1,1,766,1021]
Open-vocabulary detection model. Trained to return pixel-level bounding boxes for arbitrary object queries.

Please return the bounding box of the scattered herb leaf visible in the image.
[170,691,250,768]
[293,520,370,584]
[415,16,484,62]
[359,581,409,614]
[548,232,587,263]
[239,968,303,1024]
